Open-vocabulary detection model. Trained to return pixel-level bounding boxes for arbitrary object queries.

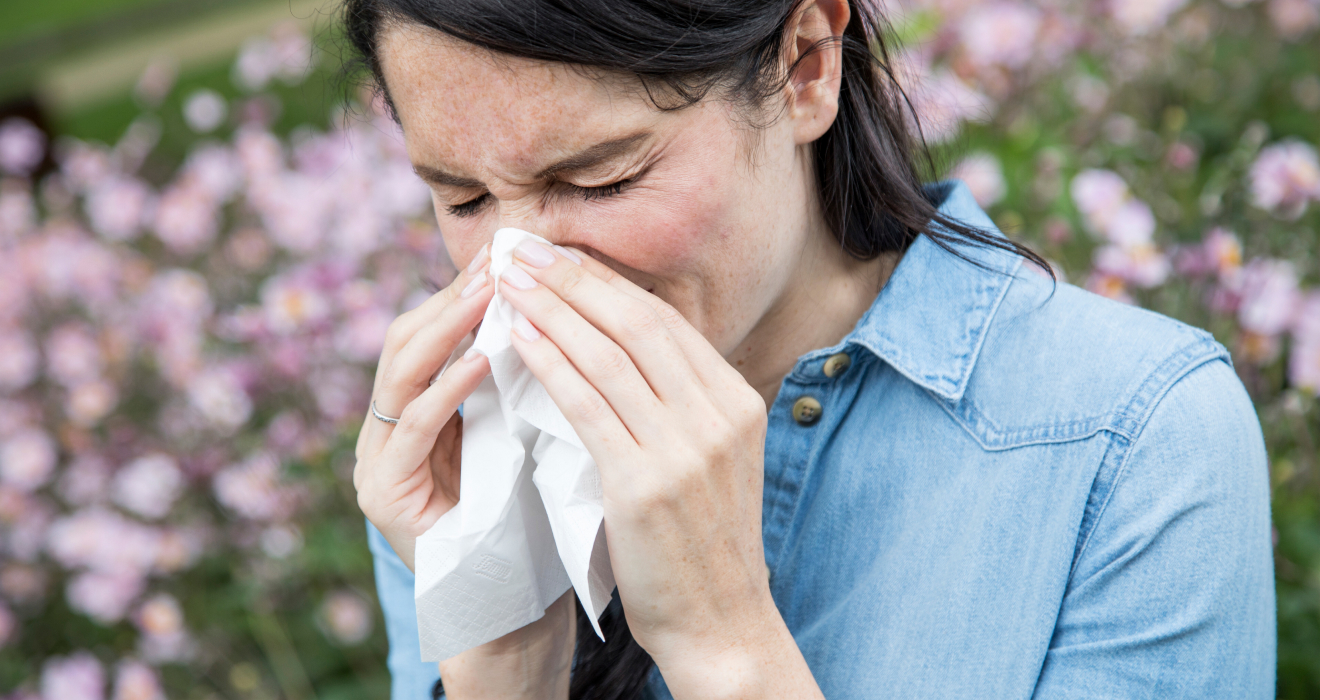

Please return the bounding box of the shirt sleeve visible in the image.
[1032,359,1276,699]
[367,520,442,699]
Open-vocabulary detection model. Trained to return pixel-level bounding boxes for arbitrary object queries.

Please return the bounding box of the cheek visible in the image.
[570,163,735,278]
[432,193,489,271]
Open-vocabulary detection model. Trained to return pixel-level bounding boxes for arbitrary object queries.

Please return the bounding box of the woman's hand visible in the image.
[498,241,825,699]
[353,245,493,571]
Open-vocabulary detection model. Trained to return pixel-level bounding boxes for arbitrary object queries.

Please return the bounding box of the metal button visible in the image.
[792,396,822,425]
[822,352,851,378]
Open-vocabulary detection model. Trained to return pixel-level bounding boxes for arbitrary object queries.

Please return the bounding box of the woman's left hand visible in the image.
[497,240,824,699]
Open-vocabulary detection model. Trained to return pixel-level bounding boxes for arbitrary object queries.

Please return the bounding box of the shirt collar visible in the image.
[840,181,1023,402]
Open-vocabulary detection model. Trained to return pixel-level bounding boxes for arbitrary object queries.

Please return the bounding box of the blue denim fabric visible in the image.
[369,182,1276,699]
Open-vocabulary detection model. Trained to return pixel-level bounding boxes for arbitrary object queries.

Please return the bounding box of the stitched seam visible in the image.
[1068,347,1231,570]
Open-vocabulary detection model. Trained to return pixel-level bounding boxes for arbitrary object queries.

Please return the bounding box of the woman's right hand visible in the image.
[353,244,493,572]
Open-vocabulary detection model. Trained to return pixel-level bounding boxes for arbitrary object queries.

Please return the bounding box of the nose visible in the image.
[494,198,570,246]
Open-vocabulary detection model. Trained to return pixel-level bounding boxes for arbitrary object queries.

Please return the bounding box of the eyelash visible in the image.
[444,179,633,218]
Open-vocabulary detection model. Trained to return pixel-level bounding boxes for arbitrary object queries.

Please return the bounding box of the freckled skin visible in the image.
[378,20,897,405]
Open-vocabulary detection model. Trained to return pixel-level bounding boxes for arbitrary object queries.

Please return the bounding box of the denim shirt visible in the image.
[367,182,1276,699]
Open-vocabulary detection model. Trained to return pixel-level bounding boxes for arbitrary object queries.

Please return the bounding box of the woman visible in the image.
[344,0,1276,698]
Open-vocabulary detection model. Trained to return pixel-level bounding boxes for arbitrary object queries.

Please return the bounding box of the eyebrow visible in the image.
[411,132,650,190]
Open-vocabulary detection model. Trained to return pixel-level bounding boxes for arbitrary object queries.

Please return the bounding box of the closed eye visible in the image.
[444,178,635,218]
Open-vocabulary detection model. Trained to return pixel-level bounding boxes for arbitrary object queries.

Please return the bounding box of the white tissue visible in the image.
[414,228,615,662]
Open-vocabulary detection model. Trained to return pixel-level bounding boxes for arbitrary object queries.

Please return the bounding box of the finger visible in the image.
[362,267,493,459]
[369,349,490,491]
[357,245,490,460]
[556,245,745,392]
[506,241,704,409]
[506,316,638,462]
[498,271,668,437]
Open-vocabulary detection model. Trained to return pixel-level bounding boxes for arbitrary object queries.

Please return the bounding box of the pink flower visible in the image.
[1236,258,1301,336]
[47,508,161,576]
[67,570,146,625]
[1268,0,1320,38]
[1249,140,1320,219]
[0,187,36,241]
[235,128,284,177]
[950,152,1007,207]
[41,652,105,700]
[112,454,184,520]
[0,118,45,176]
[46,323,104,387]
[957,3,1042,71]
[1,428,57,492]
[261,272,331,334]
[151,183,218,256]
[1071,169,1130,235]
[1,562,47,604]
[1085,272,1134,304]
[133,593,194,662]
[1110,0,1190,34]
[152,528,204,575]
[1203,228,1243,279]
[335,306,393,363]
[111,661,164,700]
[260,524,303,559]
[318,590,373,645]
[59,141,113,193]
[187,368,253,432]
[66,380,119,427]
[58,453,112,506]
[182,90,228,134]
[1104,200,1157,248]
[909,69,993,144]
[1094,243,1170,288]
[212,452,299,521]
[1287,293,1320,393]
[85,176,153,242]
[181,145,243,203]
[133,58,177,107]
[0,329,40,391]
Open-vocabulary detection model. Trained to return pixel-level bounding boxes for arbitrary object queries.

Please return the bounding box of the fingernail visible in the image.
[513,240,556,268]
[466,244,489,273]
[554,245,582,265]
[501,265,538,290]
[460,273,487,298]
[462,347,483,362]
[513,316,541,341]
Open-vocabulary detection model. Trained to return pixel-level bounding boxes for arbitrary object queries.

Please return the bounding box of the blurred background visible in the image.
[0,0,1316,698]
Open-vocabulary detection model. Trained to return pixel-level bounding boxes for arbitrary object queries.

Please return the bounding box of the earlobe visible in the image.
[785,0,850,144]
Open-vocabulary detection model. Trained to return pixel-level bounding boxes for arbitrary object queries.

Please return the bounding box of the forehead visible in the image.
[377,22,660,175]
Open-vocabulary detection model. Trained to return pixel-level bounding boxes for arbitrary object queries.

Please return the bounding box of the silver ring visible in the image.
[371,400,400,425]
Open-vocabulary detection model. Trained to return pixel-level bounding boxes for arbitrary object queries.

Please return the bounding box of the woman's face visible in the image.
[378,23,825,357]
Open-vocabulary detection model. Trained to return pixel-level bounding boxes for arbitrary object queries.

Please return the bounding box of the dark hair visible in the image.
[340,1,1048,698]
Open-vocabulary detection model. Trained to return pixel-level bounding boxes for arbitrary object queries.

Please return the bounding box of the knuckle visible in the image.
[568,390,612,427]
[618,305,665,340]
[383,315,414,352]
[557,264,592,298]
[651,300,686,330]
[595,347,634,381]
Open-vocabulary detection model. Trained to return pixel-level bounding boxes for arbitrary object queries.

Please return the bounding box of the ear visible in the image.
[783,0,851,145]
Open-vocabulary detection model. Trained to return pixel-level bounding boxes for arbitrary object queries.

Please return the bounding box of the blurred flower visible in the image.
[58,454,112,507]
[187,367,253,432]
[181,145,243,203]
[1289,293,1320,393]
[112,454,184,520]
[1,562,47,604]
[66,380,119,427]
[903,60,993,143]
[47,508,161,576]
[1111,0,1190,34]
[1094,243,1170,288]
[1236,258,1300,336]
[85,176,153,242]
[182,90,228,134]
[67,570,145,625]
[1248,140,1320,219]
[335,307,393,363]
[1104,200,1157,248]
[152,183,218,256]
[1267,0,1320,38]
[41,652,104,700]
[0,186,36,241]
[133,593,194,662]
[0,428,57,492]
[0,330,40,391]
[111,661,164,700]
[957,3,1042,71]
[0,118,45,176]
[1071,169,1130,235]
[212,452,298,521]
[45,323,103,387]
[951,152,1007,207]
[261,271,331,334]
[1085,272,1134,304]
[318,590,373,645]
[260,524,303,559]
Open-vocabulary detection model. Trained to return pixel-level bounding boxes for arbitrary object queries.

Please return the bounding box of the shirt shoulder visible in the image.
[947,269,1233,450]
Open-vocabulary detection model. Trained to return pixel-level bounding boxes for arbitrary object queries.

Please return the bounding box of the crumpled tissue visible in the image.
[414,228,614,662]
